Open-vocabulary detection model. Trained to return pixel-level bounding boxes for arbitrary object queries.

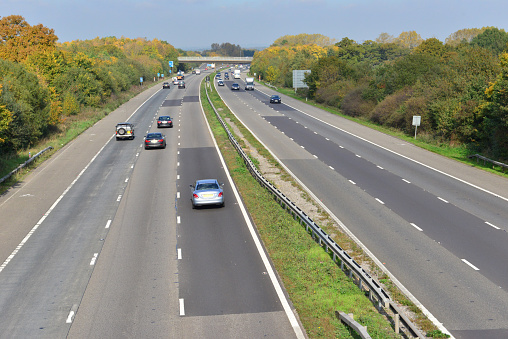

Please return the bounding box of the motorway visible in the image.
[218,71,508,339]
[0,71,303,338]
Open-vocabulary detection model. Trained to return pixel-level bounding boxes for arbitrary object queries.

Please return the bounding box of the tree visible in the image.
[0,85,13,143]
[395,31,423,50]
[0,59,51,151]
[0,15,58,63]
[272,34,336,47]
[445,28,484,46]
[478,52,508,158]
[413,38,447,58]
[471,27,508,55]
[376,33,395,44]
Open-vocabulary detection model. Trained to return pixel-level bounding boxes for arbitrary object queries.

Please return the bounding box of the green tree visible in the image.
[471,27,508,55]
[478,52,508,158]
[413,38,447,58]
[0,59,51,152]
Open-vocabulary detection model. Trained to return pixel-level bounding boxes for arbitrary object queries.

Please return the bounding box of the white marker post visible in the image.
[412,115,421,139]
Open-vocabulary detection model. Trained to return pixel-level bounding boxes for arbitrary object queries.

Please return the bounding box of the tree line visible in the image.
[250,30,508,160]
[0,15,183,155]
[199,42,256,58]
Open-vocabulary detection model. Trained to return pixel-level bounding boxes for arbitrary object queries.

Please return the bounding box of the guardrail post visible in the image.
[395,313,400,334]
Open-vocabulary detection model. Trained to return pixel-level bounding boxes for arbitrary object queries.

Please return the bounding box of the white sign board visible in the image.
[293,70,311,89]
[412,116,421,139]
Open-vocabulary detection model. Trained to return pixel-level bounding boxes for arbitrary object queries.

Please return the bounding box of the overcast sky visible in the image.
[1,0,507,50]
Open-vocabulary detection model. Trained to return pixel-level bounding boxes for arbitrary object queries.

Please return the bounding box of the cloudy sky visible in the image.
[1,0,507,50]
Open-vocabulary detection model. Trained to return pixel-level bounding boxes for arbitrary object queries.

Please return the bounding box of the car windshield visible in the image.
[196,183,219,190]
[159,116,171,121]
[147,133,162,138]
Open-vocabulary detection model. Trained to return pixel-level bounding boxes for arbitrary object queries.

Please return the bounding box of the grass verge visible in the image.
[201,80,412,338]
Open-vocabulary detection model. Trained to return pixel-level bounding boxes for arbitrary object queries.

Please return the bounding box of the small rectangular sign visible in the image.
[168,61,174,67]
[412,116,421,126]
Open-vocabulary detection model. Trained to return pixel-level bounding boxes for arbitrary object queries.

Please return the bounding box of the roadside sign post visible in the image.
[412,116,421,139]
[169,61,174,77]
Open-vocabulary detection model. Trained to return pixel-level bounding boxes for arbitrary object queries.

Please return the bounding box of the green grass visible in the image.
[201,79,410,338]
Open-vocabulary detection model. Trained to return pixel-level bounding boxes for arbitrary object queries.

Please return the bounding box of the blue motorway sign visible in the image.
[168,61,174,67]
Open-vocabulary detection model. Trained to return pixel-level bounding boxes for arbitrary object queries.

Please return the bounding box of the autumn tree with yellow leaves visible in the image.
[0,15,58,63]
[0,16,180,155]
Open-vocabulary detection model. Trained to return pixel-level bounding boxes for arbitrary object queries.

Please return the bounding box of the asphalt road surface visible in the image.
[0,71,304,339]
[216,71,508,339]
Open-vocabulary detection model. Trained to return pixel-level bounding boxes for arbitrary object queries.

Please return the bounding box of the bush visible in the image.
[340,84,376,117]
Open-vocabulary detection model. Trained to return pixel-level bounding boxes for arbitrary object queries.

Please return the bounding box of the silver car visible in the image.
[190,179,224,208]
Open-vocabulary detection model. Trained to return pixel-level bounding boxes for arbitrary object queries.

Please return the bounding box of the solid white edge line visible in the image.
[179,298,185,316]
[462,259,480,271]
[200,86,306,339]
[223,87,453,338]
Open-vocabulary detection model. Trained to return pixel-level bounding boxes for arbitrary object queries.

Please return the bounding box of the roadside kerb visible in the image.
[204,84,425,339]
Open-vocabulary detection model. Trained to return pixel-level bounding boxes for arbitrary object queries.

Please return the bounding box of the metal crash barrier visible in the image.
[204,84,425,339]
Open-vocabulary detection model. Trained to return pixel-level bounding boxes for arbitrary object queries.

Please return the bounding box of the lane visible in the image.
[216,75,508,338]
[67,82,181,338]
[0,83,167,337]
[174,70,300,338]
